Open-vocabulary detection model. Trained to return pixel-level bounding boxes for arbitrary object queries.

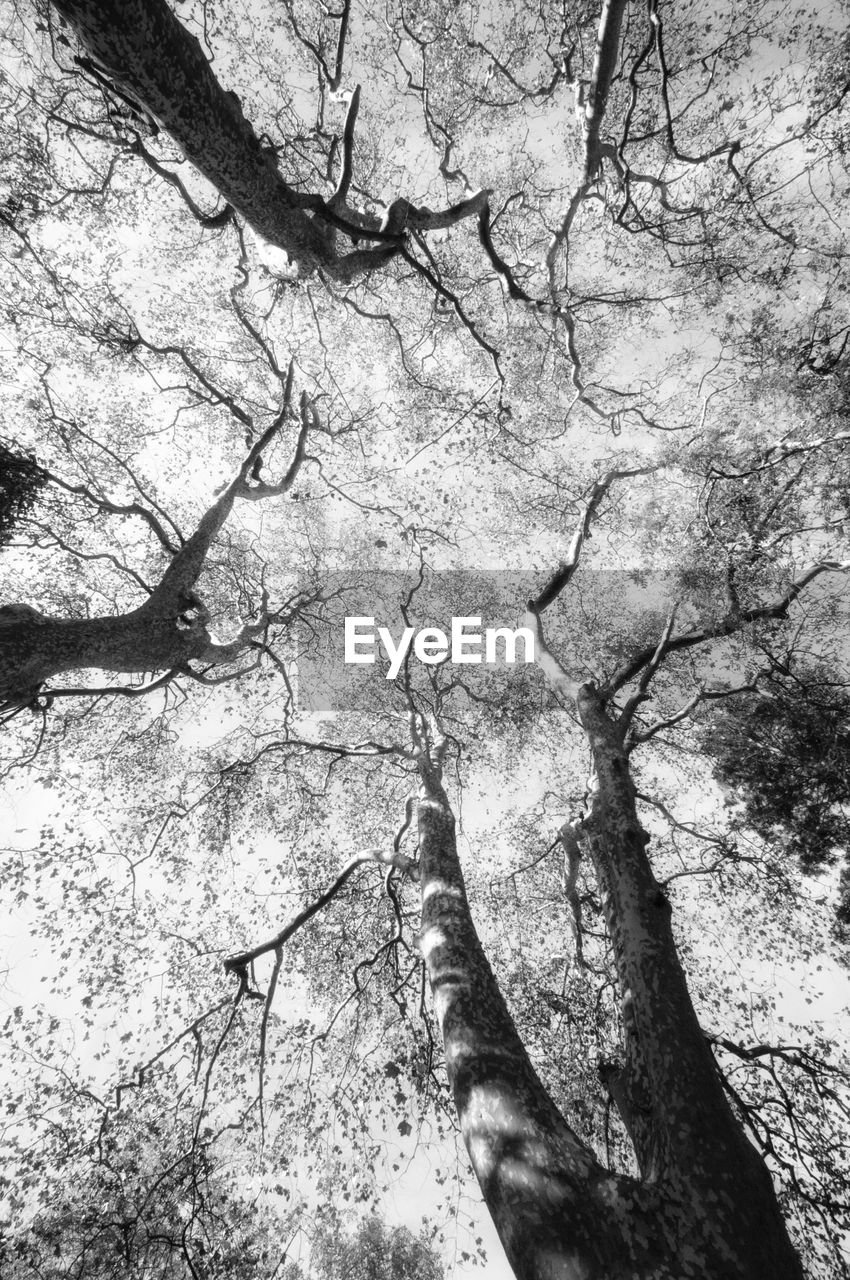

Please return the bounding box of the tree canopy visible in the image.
[0,438,47,545]
[1,0,849,1277]
[703,665,850,936]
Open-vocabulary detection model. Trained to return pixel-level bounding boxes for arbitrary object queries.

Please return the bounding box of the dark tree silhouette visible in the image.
[704,667,850,936]
[0,438,47,545]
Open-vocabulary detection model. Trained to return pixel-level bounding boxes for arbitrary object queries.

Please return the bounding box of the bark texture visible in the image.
[582,0,628,180]
[51,0,397,278]
[416,752,663,1280]
[576,682,802,1278]
[0,597,233,706]
[415,698,804,1279]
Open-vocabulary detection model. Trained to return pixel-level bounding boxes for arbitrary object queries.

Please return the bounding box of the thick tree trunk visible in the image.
[0,402,295,708]
[50,0,395,278]
[576,682,803,1278]
[416,754,663,1280]
[0,598,221,705]
[415,707,804,1279]
[582,0,628,180]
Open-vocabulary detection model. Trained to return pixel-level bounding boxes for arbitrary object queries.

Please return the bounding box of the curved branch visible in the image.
[224,845,417,976]
[529,466,658,614]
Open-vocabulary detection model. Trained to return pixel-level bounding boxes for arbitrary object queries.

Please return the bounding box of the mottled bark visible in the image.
[415,709,804,1278]
[416,754,663,1280]
[582,0,628,181]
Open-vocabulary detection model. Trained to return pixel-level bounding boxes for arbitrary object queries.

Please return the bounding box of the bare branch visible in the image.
[224,845,417,977]
[529,467,658,614]
[42,469,180,555]
[128,133,233,228]
[606,561,850,698]
[619,606,679,732]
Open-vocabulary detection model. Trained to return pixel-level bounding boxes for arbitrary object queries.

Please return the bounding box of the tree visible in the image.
[413,715,799,1277]
[702,667,850,938]
[282,1210,444,1280]
[0,438,47,545]
[35,0,850,411]
[399,484,849,1277]
[2,1,850,1278]
[46,0,489,280]
[0,395,309,712]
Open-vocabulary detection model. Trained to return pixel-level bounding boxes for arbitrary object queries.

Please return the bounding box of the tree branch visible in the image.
[606,561,850,697]
[223,845,417,978]
[528,466,657,614]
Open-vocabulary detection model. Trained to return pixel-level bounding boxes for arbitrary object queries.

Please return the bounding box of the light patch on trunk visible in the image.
[421,878,463,904]
[418,924,449,958]
[467,1130,496,1179]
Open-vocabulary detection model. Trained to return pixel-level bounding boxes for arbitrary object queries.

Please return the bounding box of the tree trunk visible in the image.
[50,0,395,278]
[0,598,217,705]
[575,682,803,1277]
[415,700,804,1279]
[0,403,294,708]
[416,753,663,1280]
[582,0,628,180]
